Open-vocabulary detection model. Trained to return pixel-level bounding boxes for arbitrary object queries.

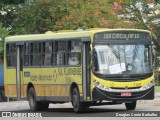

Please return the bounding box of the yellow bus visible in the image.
[4,29,154,112]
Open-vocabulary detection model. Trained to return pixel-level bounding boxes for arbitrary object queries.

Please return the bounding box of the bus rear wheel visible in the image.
[28,87,40,111]
[28,87,49,111]
[125,101,137,110]
[71,87,84,112]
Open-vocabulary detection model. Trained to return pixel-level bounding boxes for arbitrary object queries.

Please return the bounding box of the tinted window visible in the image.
[6,43,16,67]
[67,39,82,66]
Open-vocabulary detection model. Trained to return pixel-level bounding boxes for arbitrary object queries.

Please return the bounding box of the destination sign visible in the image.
[104,33,139,39]
[94,32,150,41]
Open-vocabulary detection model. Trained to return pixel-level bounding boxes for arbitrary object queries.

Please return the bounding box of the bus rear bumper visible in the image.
[92,86,154,102]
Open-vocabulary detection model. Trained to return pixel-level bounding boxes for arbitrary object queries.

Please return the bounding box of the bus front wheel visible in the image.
[71,87,84,112]
[125,101,137,110]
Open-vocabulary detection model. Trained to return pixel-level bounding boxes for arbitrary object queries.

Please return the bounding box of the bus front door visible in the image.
[82,38,91,101]
[16,44,24,100]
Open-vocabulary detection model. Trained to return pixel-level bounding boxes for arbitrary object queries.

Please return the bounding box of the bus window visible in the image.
[55,41,66,65]
[6,44,9,55]
[24,42,29,66]
[42,41,52,66]
[30,42,41,66]
[67,40,81,65]
[6,43,16,67]
[24,55,29,66]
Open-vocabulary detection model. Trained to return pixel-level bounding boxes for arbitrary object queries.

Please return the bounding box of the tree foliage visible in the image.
[8,0,71,34]
[0,0,26,5]
[54,0,132,30]
[0,4,18,35]
[115,0,160,67]
[0,23,9,53]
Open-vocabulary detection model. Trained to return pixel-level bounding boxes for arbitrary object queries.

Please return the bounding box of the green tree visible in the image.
[54,0,132,30]
[0,0,25,5]
[0,23,9,54]
[117,0,160,67]
[10,0,71,34]
[0,4,18,34]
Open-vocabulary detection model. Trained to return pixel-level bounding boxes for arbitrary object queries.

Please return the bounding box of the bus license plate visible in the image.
[121,92,132,96]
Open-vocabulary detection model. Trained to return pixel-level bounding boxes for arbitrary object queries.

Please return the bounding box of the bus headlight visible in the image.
[93,80,109,91]
[141,80,155,90]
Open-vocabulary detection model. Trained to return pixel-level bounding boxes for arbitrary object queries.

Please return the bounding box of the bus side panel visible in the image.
[4,68,17,97]
[23,68,43,97]
[41,67,82,100]
[23,67,82,102]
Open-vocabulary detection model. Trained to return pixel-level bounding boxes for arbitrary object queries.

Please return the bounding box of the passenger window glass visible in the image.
[29,42,41,66]
[10,44,16,53]
[44,54,52,66]
[24,55,29,66]
[41,41,52,66]
[55,41,66,65]
[24,42,29,66]
[30,43,33,54]
[67,40,82,65]
[24,42,29,54]
[6,44,9,55]
[45,42,52,53]
[6,43,16,67]
[58,41,66,51]
[33,42,40,53]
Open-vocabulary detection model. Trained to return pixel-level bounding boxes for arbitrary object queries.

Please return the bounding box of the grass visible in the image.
[155,86,160,93]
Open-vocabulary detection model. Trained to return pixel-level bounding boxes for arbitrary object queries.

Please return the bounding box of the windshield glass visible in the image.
[93,44,151,74]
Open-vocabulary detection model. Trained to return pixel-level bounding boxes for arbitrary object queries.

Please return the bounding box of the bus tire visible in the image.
[125,101,136,110]
[71,87,84,112]
[0,90,3,102]
[28,87,41,111]
[0,89,5,102]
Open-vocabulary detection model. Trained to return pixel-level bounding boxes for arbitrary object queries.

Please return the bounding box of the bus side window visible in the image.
[30,42,41,66]
[56,41,66,65]
[67,40,81,66]
[6,43,16,67]
[42,41,52,66]
[24,42,29,66]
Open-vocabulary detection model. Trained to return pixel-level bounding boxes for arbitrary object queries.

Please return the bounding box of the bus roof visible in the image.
[5,28,151,42]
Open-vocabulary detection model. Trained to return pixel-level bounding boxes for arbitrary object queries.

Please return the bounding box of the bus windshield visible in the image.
[93,44,152,75]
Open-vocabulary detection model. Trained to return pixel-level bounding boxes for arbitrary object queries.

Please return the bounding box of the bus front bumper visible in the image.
[92,86,154,102]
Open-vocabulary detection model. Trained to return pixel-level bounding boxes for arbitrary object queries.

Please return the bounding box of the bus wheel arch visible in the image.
[70,82,78,98]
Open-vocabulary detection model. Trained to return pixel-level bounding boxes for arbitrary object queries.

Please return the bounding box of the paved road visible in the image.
[0,99,160,117]
[0,93,159,117]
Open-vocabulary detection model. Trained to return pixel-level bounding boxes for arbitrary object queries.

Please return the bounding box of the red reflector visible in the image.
[121,92,132,96]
